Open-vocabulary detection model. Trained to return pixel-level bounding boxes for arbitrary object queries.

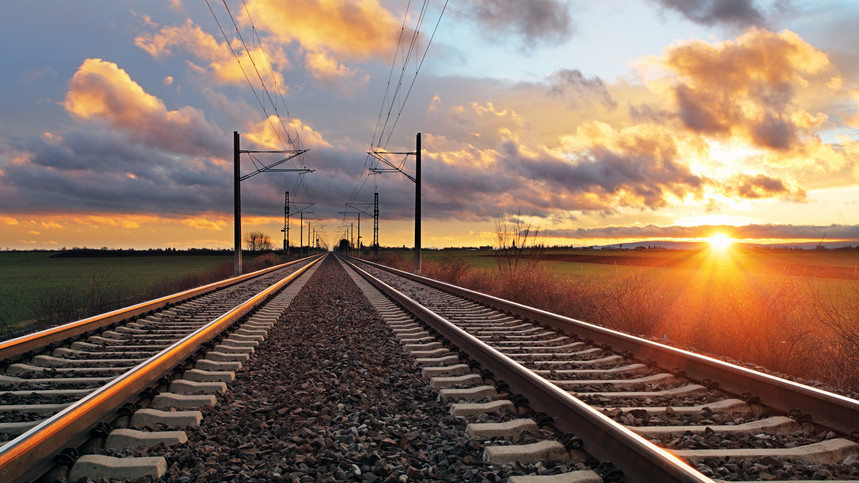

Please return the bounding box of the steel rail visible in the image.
[342,256,711,483]
[0,253,325,482]
[0,255,319,362]
[352,257,859,436]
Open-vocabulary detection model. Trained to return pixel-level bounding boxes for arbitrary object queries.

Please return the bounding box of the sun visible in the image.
[707,233,734,251]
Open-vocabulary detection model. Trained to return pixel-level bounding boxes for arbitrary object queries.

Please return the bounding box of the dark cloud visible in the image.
[2,130,231,215]
[500,140,708,212]
[725,173,806,201]
[548,69,616,109]
[458,0,574,47]
[652,0,766,27]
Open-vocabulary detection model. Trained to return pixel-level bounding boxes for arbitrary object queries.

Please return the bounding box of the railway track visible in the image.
[342,255,859,482]
[0,253,324,482]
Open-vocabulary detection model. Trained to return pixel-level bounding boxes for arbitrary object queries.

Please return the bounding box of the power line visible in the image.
[351,0,448,204]
[205,0,284,152]
[239,0,304,153]
[219,0,298,155]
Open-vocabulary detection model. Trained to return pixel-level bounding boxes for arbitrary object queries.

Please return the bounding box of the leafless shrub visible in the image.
[809,278,859,391]
[420,252,859,394]
[494,209,543,274]
[423,254,473,285]
[244,231,273,251]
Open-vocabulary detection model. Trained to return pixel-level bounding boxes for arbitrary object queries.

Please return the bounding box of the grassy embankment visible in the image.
[0,251,285,340]
[373,247,859,394]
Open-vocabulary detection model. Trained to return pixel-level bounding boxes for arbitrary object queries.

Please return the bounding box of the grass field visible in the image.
[0,252,233,332]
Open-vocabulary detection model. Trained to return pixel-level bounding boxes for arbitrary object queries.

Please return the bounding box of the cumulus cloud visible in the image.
[241,0,401,60]
[64,58,226,156]
[654,29,832,152]
[245,115,331,150]
[135,19,289,87]
[548,69,616,108]
[304,51,370,89]
[651,0,766,27]
[512,122,708,211]
[457,0,574,47]
[722,173,806,201]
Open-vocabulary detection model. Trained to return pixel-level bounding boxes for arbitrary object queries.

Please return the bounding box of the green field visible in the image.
[422,247,859,282]
[0,252,233,332]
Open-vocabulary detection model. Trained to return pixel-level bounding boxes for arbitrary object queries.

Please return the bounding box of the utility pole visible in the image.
[233,131,311,274]
[234,132,241,275]
[299,212,303,257]
[415,132,421,273]
[307,219,312,254]
[368,132,421,273]
[374,192,379,257]
[340,201,373,256]
[281,191,290,255]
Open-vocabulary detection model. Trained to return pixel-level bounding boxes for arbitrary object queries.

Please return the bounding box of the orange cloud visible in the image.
[241,0,400,60]
[64,58,223,155]
[135,19,288,86]
[70,214,160,230]
[246,115,330,150]
[655,29,833,151]
[181,217,227,231]
[304,51,369,87]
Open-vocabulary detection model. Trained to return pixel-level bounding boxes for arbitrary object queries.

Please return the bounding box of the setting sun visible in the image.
[708,233,734,251]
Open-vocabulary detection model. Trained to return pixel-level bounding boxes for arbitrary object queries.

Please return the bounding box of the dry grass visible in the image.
[372,251,859,394]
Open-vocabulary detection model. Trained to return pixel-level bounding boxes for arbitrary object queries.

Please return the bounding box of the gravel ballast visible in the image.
[152,256,578,482]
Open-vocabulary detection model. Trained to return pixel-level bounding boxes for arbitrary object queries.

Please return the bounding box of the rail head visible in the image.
[349,255,859,436]
[0,254,323,361]
[0,254,325,482]
[341,255,711,483]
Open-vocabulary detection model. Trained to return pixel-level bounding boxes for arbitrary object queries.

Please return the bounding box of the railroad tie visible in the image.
[673,438,859,465]
[130,408,203,429]
[506,471,603,483]
[104,428,187,451]
[338,258,595,480]
[69,455,168,482]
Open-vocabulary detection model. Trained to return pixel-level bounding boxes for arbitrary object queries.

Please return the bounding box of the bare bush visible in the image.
[395,250,859,394]
[423,254,473,285]
[494,209,543,274]
[244,231,273,251]
[809,278,859,391]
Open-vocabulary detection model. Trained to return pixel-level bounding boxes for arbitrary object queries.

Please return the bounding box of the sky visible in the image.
[1,0,859,250]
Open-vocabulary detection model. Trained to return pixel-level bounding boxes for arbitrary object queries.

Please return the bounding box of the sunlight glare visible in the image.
[708,233,734,251]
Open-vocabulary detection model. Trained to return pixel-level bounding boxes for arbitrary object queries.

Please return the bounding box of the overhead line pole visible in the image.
[233,131,312,275]
[368,132,421,273]
[415,132,421,273]
[374,192,379,257]
[341,201,373,256]
[288,191,289,257]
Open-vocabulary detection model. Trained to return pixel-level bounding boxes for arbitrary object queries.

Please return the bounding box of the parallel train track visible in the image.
[0,254,323,481]
[2,251,856,482]
[343,255,859,482]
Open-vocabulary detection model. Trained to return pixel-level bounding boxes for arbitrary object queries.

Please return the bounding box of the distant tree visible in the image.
[244,231,273,251]
[337,238,350,252]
